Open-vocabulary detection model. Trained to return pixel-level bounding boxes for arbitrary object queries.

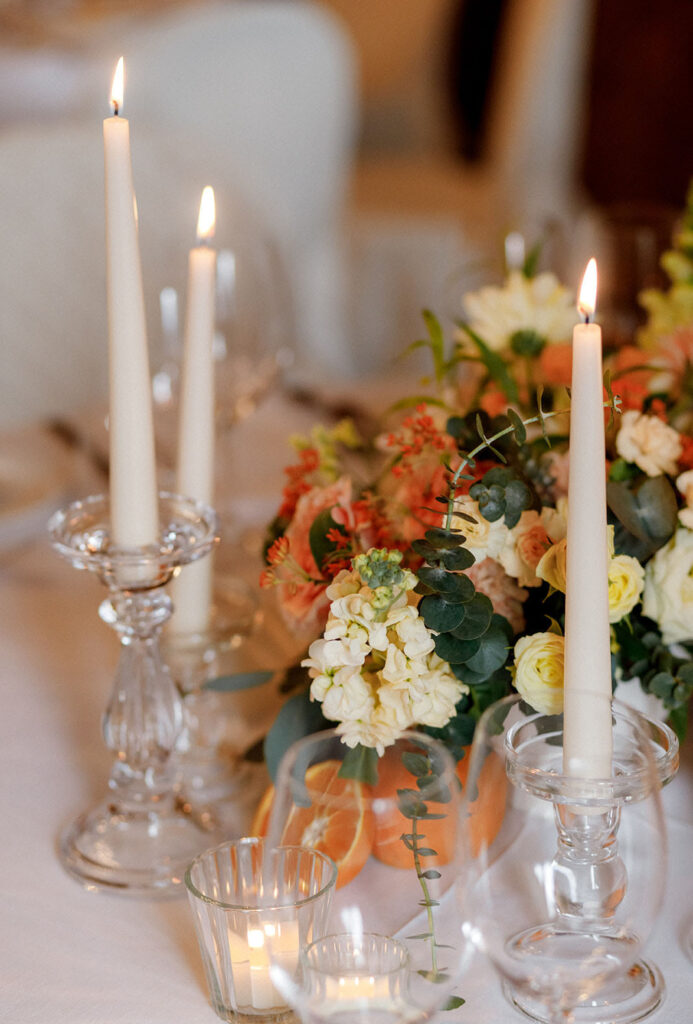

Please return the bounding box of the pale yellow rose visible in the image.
[608,555,645,623]
[512,632,565,714]
[535,538,567,592]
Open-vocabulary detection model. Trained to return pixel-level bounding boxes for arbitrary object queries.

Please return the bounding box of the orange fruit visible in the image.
[250,760,374,889]
[371,746,506,869]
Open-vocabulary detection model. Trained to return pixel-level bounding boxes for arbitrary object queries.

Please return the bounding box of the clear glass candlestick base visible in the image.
[502,708,678,1024]
[458,695,676,1024]
[49,492,220,897]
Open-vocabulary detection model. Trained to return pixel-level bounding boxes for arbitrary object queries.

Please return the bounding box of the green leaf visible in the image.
[609,458,641,482]
[264,690,328,782]
[462,618,512,676]
[607,476,678,557]
[416,566,475,603]
[435,632,482,664]
[308,507,344,573]
[510,328,546,357]
[397,789,428,817]
[205,670,274,692]
[406,933,433,941]
[450,593,493,639]
[440,546,475,570]
[423,526,463,549]
[421,869,442,879]
[402,751,431,777]
[443,995,466,1011]
[419,594,466,632]
[460,324,519,404]
[339,744,379,785]
[507,408,527,444]
[415,848,438,857]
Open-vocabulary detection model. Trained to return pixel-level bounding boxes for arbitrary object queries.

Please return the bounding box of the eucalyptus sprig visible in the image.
[399,749,465,1011]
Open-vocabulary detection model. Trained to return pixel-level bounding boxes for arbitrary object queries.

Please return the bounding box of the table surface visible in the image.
[2,392,693,1024]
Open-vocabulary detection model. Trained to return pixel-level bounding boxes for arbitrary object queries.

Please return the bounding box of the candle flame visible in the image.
[577,258,598,320]
[111,57,124,114]
[196,186,216,242]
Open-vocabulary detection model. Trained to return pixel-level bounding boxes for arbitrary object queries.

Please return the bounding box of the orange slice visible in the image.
[251,760,374,889]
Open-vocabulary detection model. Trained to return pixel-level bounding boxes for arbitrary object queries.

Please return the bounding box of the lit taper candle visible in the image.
[103,57,159,547]
[169,187,217,635]
[563,258,613,778]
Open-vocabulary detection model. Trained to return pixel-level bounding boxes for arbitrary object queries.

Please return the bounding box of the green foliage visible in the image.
[612,613,693,740]
[607,475,678,559]
[469,466,534,528]
[263,689,329,781]
[457,323,520,404]
[510,328,546,357]
[308,507,346,574]
[338,743,379,785]
[205,670,274,692]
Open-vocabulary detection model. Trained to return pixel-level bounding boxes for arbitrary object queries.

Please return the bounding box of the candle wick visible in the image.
[583,311,591,325]
[112,102,120,117]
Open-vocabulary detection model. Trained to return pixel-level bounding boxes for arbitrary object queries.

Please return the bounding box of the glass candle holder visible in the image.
[185,838,337,1023]
[458,694,676,1024]
[48,491,219,896]
[302,933,410,1020]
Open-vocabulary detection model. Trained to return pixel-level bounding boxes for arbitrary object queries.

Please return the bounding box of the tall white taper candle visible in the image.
[563,258,613,778]
[103,57,159,547]
[169,187,217,635]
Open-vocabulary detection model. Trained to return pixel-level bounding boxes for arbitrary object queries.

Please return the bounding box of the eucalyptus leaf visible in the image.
[607,476,678,557]
[339,743,379,785]
[204,670,274,692]
[264,689,328,782]
[416,567,475,603]
[450,593,493,639]
[402,751,431,777]
[435,632,482,664]
[419,594,466,632]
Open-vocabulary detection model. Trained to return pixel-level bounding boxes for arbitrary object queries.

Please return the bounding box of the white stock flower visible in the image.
[643,529,693,644]
[302,555,467,752]
[615,409,682,477]
[461,271,577,352]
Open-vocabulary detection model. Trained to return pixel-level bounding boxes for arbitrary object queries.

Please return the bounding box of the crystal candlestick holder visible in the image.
[459,694,678,1024]
[48,492,220,896]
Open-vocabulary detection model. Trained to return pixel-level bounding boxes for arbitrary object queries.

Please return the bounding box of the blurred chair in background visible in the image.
[0,0,358,430]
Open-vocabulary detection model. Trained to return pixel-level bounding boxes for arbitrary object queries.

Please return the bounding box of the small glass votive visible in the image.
[302,933,410,1019]
[185,838,337,1023]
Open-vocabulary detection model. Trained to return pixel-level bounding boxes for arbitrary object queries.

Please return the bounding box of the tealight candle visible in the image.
[563,258,614,778]
[103,57,159,548]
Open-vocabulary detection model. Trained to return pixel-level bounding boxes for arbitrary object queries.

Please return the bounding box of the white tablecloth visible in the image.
[2,396,693,1023]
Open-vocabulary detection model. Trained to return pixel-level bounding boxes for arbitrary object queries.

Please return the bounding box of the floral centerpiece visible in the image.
[256,184,693,778]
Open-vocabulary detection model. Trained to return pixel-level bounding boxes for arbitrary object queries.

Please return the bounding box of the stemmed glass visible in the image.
[262,728,470,1024]
[456,693,673,1024]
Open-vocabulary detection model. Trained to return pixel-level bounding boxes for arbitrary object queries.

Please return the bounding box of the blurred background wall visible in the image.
[1,0,692,423]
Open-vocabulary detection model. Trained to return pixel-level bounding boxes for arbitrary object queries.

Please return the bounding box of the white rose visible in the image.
[452,495,509,561]
[643,529,693,643]
[676,470,693,529]
[615,409,682,477]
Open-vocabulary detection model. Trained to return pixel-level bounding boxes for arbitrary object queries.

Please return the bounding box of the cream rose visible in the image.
[608,555,645,623]
[676,470,693,529]
[643,529,693,644]
[452,495,508,562]
[498,510,552,587]
[615,409,682,477]
[512,632,565,714]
